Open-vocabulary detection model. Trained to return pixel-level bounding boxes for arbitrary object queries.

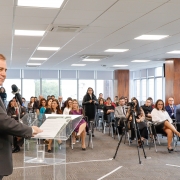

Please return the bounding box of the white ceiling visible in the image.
[1,0,180,71]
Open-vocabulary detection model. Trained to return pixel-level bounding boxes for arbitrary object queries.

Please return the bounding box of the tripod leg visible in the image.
[113,128,125,159]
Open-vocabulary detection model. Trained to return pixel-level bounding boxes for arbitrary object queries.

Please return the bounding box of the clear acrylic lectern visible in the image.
[23,114,83,180]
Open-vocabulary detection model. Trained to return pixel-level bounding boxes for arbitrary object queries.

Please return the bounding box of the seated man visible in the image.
[165,97,176,119]
[141,99,153,121]
[115,97,127,134]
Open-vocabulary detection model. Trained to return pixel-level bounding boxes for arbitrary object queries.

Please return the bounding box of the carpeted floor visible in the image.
[4,129,180,180]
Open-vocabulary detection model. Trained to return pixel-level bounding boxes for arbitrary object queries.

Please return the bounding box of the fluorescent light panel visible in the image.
[30,58,48,60]
[167,50,180,54]
[27,63,41,66]
[131,60,150,62]
[134,35,169,40]
[82,59,100,62]
[113,65,128,67]
[15,30,45,36]
[37,47,60,51]
[71,64,86,66]
[105,49,129,52]
[17,0,64,8]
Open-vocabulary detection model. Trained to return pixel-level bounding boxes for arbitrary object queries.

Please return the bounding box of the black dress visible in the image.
[82,93,98,122]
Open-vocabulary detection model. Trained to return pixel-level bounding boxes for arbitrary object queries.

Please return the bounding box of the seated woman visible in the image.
[69,99,87,150]
[38,98,47,125]
[63,99,72,115]
[151,99,180,152]
[45,99,62,152]
[103,97,115,123]
[126,97,148,147]
[97,98,105,110]
[27,97,35,113]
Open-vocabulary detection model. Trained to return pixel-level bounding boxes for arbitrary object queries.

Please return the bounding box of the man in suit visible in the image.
[0,54,42,179]
[115,97,127,134]
[58,96,64,111]
[165,97,176,119]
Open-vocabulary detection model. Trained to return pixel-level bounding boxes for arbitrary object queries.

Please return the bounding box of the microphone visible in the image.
[11,84,23,106]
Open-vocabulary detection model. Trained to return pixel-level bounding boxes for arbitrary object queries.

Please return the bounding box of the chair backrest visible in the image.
[176,105,180,122]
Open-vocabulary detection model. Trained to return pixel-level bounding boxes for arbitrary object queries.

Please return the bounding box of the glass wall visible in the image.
[131,67,164,105]
[42,80,59,99]
[4,70,114,105]
[22,79,40,101]
[96,80,113,100]
[60,80,77,100]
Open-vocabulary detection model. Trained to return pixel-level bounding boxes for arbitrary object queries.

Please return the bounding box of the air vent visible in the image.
[81,55,111,60]
[49,25,85,33]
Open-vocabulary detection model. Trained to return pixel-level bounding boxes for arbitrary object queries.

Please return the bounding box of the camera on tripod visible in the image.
[127,101,135,108]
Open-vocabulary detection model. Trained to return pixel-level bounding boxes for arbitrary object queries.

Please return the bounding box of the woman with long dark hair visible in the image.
[82,87,98,136]
[151,99,180,152]
[0,87,7,104]
[126,97,148,147]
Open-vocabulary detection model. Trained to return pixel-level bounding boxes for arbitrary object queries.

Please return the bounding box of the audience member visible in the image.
[97,98,105,110]
[63,99,73,115]
[38,98,47,122]
[51,95,55,100]
[151,99,180,152]
[124,97,128,106]
[69,99,87,150]
[165,97,176,119]
[45,98,53,113]
[45,99,62,152]
[126,97,148,147]
[115,97,127,134]
[47,95,51,100]
[98,93,104,101]
[103,97,115,123]
[141,99,153,121]
[114,96,119,106]
[0,87,7,104]
[22,97,27,108]
[27,97,36,113]
[82,87,98,137]
[58,96,65,111]
[147,97,155,108]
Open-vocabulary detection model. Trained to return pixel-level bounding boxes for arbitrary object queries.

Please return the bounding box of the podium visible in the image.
[23,114,83,180]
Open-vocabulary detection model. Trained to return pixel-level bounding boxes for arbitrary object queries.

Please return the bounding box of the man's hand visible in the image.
[32,126,43,136]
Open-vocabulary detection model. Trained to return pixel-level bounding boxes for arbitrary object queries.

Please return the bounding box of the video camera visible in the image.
[127,101,135,108]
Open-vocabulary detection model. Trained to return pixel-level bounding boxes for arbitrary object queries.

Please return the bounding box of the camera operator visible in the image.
[126,97,148,147]
[141,99,153,121]
[115,97,127,134]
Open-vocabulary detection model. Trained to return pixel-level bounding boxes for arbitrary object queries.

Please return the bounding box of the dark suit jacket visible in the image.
[165,105,176,119]
[0,99,32,176]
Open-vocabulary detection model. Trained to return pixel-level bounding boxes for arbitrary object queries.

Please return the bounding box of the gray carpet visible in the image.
[4,130,180,180]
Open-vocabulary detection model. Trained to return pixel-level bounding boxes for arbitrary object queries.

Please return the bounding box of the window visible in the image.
[3,79,21,101]
[156,78,162,100]
[22,79,40,101]
[148,79,154,101]
[155,67,163,77]
[42,80,59,99]
[60,80,77,100]
[78,80,95,102]
[134,80,140,101]
[141,79,146,102]
[96,80,113,100]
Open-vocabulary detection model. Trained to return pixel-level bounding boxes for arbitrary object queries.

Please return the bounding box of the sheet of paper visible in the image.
[34,114,81,139]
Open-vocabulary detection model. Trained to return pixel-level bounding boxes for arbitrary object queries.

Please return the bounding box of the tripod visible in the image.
[113,109,147,164]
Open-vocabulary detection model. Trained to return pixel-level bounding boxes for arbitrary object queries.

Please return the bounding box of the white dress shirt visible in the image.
[151,108,172,124]
[63,107,71,115]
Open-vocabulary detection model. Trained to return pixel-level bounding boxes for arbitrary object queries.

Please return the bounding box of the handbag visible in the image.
[137,121,147,130]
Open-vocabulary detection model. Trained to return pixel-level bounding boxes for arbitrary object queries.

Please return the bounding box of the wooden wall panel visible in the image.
[114,70,129,99]
[165,58,180,105]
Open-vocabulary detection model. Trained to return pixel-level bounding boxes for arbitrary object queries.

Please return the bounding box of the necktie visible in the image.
[171,106,174,113]
[122,107,126,115]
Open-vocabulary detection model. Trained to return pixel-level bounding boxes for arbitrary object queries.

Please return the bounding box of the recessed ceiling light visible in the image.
[71,64,86,66]
[131,60,151,62]
[30,58,48,60]
[105,49,129,52]
[113,65,128,67]
[15,30,45,36]
[17,0,64,8]
[134,35,169,40]
[82,59,100,62]
[37,47,60,51]
[27,63,41,66]
[167,50,180,54]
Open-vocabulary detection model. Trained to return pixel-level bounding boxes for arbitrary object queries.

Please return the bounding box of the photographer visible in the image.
[126,97,148,147]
